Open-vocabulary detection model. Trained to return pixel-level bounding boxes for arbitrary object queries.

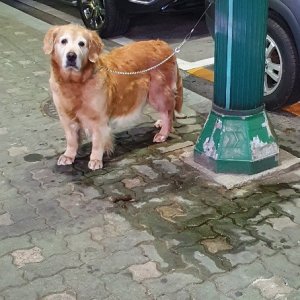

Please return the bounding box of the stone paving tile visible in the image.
[61,267,109,299]
[103,214,134,235]
[22,252,83,281]
[252,276,295,299]
[210,218,256,248]
[284,246,300,265]
[277,189,297,198]
[144,272,202,298]
[103,295,119,300]
[185,282,231,300]
[226,285,263,300]
[252,223,297,250]
[0,212,13,226]
[0,255,26,291]
[93,169,133,186]
[35,199,73,228]
[157,290,191,300]
[2,197,38,223]
[101,229,154,253]
[260,253,300,289]
[86,247,149,276]
[102,182,135,200]
[132,165,159,180]
[1,286,37,300]
[55,215,106,237]
[144,183,171,193]
[278,202,300,225]
[0,235,33,258]
[11,246,44,268]
[214,261,271,295]
[42,291,77,300]
[223,250,259,268]
[64,230,106,263]
[140,244,169,269]
[24,184,75,207]
[193,251,225,275]
[129,261,162,282]
[122,177,146,189]
[29,230,69,258]
[292,197,300,207]
[0,217,47,241]
[1,274,66,300]
[102,271,152,300]
[2,169,43,196]
[201,237,233,254]
[288,290,300,300]
[152,159,179,175]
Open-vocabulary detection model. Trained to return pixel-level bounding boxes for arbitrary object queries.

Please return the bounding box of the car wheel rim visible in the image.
[264,35,283,96]
[81,0,105,30]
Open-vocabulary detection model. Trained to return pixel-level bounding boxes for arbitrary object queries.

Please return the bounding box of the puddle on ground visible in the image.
[24,153,43,162]
[108,178,299,278]
[50,124,300,279]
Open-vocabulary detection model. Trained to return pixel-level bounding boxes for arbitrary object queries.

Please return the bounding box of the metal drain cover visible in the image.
[41,97,58,119]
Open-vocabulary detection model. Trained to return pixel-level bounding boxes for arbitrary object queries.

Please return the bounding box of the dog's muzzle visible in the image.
[66,51,78,69]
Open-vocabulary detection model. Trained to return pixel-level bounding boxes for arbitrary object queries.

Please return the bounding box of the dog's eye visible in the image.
[78,41,85,47]
[61,38,68,45]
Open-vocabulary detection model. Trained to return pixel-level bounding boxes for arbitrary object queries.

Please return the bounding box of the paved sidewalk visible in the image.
[1,2,300,299]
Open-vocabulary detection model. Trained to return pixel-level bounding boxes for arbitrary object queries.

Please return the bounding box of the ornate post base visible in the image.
[194,105,279,174]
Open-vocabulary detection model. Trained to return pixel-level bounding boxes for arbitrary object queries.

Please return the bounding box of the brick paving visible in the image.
[1,2,300,299]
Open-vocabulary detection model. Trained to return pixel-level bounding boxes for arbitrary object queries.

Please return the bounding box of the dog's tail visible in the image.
[175,67,183,113]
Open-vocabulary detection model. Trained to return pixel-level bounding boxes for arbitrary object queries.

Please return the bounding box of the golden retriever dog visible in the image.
[43,24,183,170]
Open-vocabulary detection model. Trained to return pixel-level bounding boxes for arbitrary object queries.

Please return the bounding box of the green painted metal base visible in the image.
[194,108,279,175]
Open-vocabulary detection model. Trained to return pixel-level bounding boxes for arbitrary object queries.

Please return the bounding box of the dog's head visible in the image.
[43,24,103,73]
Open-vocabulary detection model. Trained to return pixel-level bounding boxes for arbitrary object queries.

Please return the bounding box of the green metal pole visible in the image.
[194,0,279,175]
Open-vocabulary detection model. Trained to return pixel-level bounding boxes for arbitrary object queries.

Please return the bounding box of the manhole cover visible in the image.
[41,97,58,119]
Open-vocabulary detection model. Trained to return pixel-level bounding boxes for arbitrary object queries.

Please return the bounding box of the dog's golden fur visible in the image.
[44,24,183,170]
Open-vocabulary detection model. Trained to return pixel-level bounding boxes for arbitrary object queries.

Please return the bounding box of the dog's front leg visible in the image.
[58,121,79,166]
[88,124,111,170]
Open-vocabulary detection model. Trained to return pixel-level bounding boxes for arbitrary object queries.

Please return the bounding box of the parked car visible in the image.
[76,0,204,38]
[205,0,300,110]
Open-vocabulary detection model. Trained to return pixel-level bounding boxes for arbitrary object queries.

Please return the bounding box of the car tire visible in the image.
[264,18,298,110]
[78,0,129,38]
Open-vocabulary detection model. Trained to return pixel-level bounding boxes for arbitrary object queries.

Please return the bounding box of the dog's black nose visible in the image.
[66,51,77,62]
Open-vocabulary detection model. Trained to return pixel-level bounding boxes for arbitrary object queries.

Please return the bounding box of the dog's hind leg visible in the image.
[153,110,173,143]
[148,71,176,143]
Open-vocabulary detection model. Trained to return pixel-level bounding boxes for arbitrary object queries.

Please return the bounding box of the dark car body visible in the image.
[62,0,202,12]
[76,0,204,37]
[205,0,300,110]
[116,0,202,13]
[206,0,300,53]
[269,0,300,53]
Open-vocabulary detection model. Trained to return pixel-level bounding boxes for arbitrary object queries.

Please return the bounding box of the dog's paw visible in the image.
[88,159,103,170]
[57,155,74,166]
[154,120,162,128]
[153,133,167,143]
[174,111,187,119]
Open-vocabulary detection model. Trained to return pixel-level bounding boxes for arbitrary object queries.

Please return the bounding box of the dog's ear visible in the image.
[88,31,104,63]
[43,26,60,55]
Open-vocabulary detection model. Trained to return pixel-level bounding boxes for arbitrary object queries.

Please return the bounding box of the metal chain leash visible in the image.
[101,51,177,75]
[100,1,214,76]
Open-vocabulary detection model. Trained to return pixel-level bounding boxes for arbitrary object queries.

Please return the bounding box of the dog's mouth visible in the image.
[65,62,79,71]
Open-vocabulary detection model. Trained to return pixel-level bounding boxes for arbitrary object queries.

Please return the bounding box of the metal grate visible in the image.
[41,97,59,119]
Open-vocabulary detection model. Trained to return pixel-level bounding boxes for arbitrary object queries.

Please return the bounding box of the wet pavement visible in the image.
[1,2,300,300]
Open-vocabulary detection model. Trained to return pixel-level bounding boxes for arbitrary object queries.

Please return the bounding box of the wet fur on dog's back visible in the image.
[44,24,183,170]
